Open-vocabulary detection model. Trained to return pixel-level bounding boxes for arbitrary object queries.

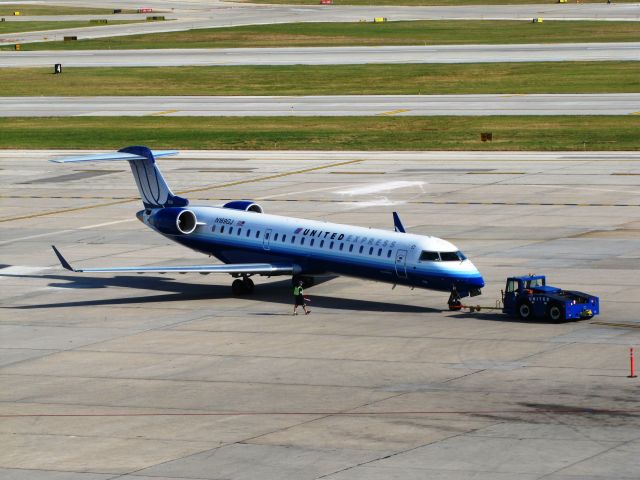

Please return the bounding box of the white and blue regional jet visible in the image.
[51,146,484,306]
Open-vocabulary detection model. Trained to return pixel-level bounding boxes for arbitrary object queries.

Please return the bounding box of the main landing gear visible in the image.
[231,276,254,295]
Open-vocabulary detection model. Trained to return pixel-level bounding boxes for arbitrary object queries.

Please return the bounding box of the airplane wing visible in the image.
[52,246,298,276]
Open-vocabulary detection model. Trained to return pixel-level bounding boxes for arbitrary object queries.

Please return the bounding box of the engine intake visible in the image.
[148,208,197,235]
[223,200,263,213]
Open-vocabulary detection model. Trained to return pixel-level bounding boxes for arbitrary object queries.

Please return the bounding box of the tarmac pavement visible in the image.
[2,149,639,479]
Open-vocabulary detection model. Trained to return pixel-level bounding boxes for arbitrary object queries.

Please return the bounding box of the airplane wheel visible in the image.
[232,279,246,295]
[243,277,255,294]
[547,302,565,323]
[517,301,533,320]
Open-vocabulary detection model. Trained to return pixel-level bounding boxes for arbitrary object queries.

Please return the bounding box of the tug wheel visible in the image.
[517,301,533,320]
[547,302,565,323]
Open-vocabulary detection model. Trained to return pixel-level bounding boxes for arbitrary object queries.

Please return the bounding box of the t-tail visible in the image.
[50,145,188,209]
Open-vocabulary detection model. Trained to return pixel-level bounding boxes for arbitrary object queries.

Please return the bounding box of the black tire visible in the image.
[547,302,565,323]
[517,300,533,320]
[232,279,246,295]
[243,277,255,294]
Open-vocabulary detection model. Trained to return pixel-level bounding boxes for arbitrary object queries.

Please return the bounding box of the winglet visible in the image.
[393,212,406,233]
[51,245,76,271]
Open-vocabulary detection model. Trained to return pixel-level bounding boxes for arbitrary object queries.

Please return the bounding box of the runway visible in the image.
[2,149,640,478]
[1,3,639,46]
[3,93,640,116]
[2,42,639,67]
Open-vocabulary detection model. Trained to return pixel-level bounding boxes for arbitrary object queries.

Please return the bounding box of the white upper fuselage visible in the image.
[142,205,485,295]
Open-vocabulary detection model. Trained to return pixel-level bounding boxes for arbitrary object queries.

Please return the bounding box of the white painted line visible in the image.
[336,181,425,196]
[0,218,135,246]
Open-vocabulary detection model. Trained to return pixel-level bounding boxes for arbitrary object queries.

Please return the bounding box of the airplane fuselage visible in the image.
[140,206,485,295]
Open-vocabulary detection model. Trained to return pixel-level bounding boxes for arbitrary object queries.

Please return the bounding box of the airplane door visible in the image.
[395,249,407,279]
[263,229,272,251]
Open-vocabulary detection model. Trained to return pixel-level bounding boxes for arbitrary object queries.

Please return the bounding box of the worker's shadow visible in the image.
[3,272,437,314]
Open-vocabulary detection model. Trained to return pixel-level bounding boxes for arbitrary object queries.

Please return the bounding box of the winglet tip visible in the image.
[51,245,73,271]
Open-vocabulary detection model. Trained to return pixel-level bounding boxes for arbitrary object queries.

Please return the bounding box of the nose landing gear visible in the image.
[448,285,462,311]
[231,275,255,295]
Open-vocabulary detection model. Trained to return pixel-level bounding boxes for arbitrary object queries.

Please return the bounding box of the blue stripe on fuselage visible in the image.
[162,227,483,293]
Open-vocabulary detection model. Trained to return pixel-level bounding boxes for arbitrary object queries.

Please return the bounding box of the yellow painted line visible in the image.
[147,109,178,116]
[179,159,363,195]
[0,159,362,223]
[631,111,640,115]
[329,171,385,175]
[377,108,410,116]
[467,172,525,175]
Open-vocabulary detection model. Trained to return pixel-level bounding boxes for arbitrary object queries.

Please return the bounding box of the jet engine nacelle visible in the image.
[223,200,263,213]
[148,207,197,235]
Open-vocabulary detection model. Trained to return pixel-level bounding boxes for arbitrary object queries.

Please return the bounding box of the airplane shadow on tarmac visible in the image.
[4,273,438,314]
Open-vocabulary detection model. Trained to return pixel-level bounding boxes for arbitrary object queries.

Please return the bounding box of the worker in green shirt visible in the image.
[293,280,310,316]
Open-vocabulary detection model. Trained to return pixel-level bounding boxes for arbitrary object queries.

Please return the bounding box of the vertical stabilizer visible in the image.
[50,146,187,209]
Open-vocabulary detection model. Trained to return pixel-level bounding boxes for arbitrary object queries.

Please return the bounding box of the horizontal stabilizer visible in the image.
[50,150,178,164]
[51,246,298,276]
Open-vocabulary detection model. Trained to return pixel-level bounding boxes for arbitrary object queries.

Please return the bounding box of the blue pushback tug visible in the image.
[502,275,599,322]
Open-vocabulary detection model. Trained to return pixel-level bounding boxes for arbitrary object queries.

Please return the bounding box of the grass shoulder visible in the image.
[10,20,640,50]
[0,116,637,151]
[0,63,637,96]
[0,5,136,15]
[0,20,138,36]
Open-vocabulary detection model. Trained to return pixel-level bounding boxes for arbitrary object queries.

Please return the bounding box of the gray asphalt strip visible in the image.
[2,94,639,116]
[1,43,639,67]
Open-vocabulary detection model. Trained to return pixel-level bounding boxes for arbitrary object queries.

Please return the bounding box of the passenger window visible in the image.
[274,233,278,241]
[310,239,315,247]
[339,243,344,251]
[221,226,225,233]
[320,240,324,248]
[330,242,334,249]
[291,236,296,244]
[246,229,251,237]
[387,249,392,258]
[377,248,382,256]
[369,247,373,255]
[349,244,354,252]
[212,225,216,233]
[256,231,260,238]
[282,234,286,242]
[301,238,305,245]
[359,245,364,254]
[237,228,241,236]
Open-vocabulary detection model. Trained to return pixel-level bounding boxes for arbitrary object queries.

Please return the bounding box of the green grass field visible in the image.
[0,20,136,35]
[1,117,637,151]
[11,20,640,50]
[0,5,135,15]
[1,63,637,96]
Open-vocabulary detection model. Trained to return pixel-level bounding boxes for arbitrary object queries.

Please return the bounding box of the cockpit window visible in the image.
[420,250,467,262]
[420,251,440,261]
[526,277,545,288]
[441,251,467,262]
